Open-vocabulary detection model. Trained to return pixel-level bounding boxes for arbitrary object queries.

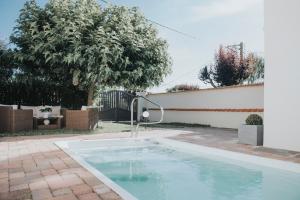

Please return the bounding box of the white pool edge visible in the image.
[55,137,300,200]
[159,138,300,173]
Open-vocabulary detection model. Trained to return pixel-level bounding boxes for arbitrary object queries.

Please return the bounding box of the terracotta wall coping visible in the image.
[147,83,264,96]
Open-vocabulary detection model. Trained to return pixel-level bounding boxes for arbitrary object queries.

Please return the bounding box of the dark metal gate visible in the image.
[98,90,137,121]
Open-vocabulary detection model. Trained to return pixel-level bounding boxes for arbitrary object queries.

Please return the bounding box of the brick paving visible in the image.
[0,144,122,200]
[1,128,300,200]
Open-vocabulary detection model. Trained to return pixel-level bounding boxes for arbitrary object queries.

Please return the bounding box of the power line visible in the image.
[145,19,199,40]
[98,0,199,41]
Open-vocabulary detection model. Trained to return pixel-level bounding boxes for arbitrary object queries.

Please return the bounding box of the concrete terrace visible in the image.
[0,128,300,200]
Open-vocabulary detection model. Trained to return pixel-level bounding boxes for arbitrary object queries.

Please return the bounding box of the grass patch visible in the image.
[0,122,147,137]
[0,122,209,137]
[0,129,92,137]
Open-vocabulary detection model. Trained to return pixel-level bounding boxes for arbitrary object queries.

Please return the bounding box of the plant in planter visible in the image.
[40,107,53,119]
[238,114,263,146]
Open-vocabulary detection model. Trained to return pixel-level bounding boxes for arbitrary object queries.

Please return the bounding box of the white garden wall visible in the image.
[144,84,264,129]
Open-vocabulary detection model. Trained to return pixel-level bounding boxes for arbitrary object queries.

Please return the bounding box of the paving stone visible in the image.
[52,188,72,197]
[25,174,43,184]
[83,177,102,187]
[10,183,29,191]
[51,193,78,200]
[8,162,22,169]
[0,177,9,184]
[99,192,120,200]
[0,172,8,179]
[0,168,8,173]
[10,177,27,186]
[71,184,92,196]
[29,179,49,191]
[9,171,25,179]
[61,174,84,187]
[9,167,24,173]
[78,193,101,200]
[0,188,32,200]
[37,163,52,170]
[41,169,57,176]
[52,162,68,171]
[26,171,41,177]
[24,165,40,173]
[76,171,94,179]
[93,184,111,195]
[0,183,9,193]
[32,188,52,200]
[59,168,83,175]
[45,175,65,190]
[0,163,9,169]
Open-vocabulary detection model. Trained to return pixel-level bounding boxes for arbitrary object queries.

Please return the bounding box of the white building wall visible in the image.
[145,84,263,129]
[264,0,300,151]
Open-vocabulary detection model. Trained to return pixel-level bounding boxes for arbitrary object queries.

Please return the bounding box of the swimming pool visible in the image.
[56,138,300,200]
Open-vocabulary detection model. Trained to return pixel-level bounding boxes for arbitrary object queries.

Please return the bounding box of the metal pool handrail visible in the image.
[130,96,164,137]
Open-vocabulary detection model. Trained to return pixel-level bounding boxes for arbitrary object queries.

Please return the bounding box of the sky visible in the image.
[0,0,264,92]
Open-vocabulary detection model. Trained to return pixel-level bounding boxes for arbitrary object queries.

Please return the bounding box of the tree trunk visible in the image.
[87,85,95,106]
[209,77,217,88]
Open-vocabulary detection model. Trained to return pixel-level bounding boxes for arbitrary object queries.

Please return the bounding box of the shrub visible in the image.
[167,84,200,92]
[245,114,263,125]
[40,107,52,113]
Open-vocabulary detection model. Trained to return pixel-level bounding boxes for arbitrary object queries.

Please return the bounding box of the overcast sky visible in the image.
[0,0,264,92]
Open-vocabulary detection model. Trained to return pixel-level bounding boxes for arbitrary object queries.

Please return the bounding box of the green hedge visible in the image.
[0,81,87,109]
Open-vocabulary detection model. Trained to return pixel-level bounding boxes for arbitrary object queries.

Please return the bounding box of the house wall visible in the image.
[264,0,300,151]
[144,84,264,129]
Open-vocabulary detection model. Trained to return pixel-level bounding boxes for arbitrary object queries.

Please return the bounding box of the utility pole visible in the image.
[226,42,244,63]
[239,42,244,63]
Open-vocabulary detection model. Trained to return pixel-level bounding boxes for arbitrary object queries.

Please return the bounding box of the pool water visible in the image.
[76,142,300,200]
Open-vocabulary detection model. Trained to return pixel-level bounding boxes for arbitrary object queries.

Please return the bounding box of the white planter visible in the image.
[238,125,263,146]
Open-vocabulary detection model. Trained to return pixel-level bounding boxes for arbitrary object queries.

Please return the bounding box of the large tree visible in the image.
[199,46,251,88]
[0,40,14,84]
[11,0,171,105]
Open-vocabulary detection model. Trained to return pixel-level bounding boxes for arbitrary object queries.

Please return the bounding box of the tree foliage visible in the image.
[199,46,251,88]
[0,41,14,84]
[246,53,264,84]
[10,0,171,105]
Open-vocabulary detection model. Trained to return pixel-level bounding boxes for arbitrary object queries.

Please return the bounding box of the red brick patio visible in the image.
[0,138,123,200]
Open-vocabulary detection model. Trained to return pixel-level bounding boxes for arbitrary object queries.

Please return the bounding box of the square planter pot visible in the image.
[238,125,263,146]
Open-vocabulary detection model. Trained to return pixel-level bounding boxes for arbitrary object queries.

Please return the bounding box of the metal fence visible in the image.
[98,90,137,121]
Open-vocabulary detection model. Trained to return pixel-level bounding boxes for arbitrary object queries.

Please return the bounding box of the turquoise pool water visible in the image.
[78,142,300,200]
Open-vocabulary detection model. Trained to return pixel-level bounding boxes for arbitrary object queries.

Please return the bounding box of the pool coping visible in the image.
[55,137,300,200]
[159,138,300,173]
